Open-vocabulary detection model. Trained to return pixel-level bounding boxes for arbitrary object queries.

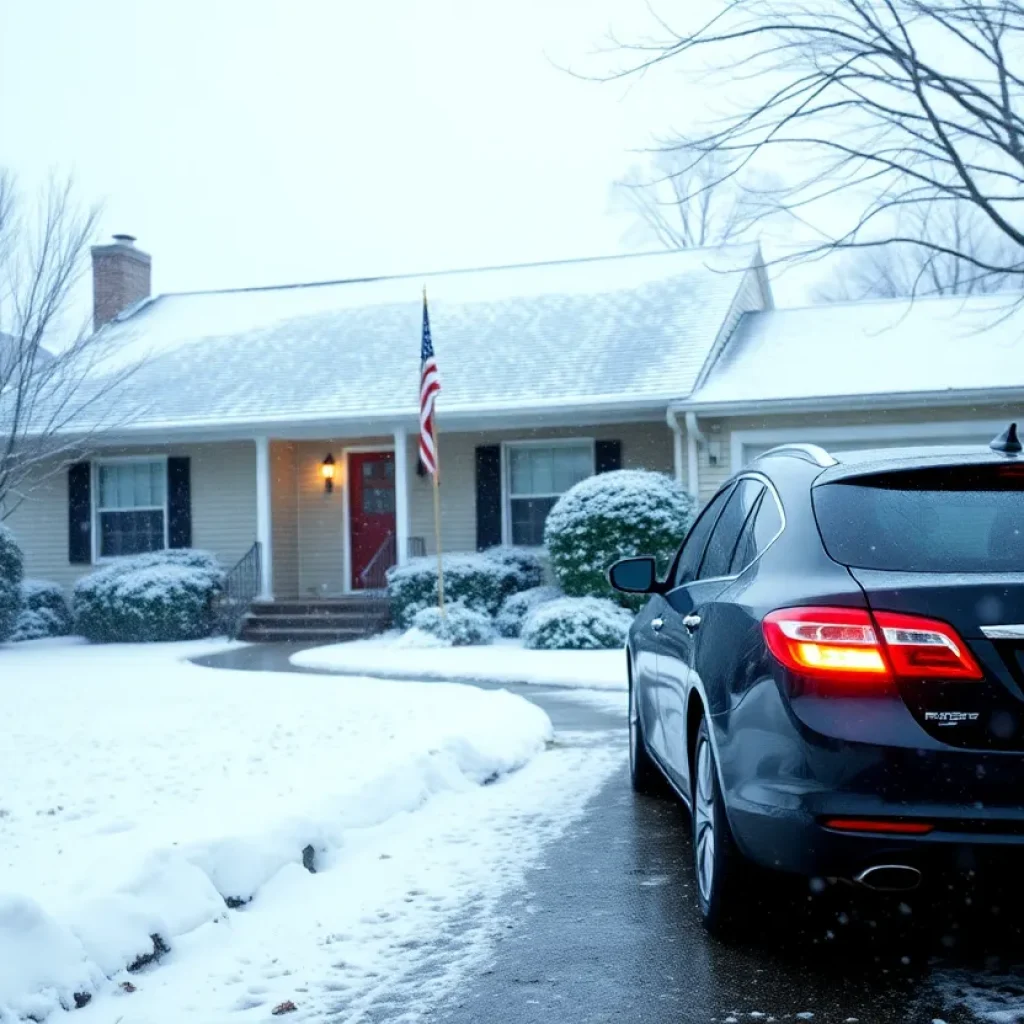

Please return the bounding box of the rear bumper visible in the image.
[715,677,1024,879]
[727,784,1024,879]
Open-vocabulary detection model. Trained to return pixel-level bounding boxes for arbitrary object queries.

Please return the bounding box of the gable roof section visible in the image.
[684,293,1024,413]
[81,246,763,434]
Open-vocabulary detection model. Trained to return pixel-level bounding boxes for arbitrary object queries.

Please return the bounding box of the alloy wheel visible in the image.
[694,738,717,905]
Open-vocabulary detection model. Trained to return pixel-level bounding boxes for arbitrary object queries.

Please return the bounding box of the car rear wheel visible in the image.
[693,717,749,937]
[629,677,663,795]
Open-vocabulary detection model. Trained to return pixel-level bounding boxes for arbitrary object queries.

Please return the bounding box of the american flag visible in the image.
[419,289,441,477]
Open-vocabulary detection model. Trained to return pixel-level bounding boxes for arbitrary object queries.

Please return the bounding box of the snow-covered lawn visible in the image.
[0,638,620,1022]
[290,634,627,690]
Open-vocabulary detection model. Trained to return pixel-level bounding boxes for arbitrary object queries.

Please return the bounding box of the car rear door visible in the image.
[659,480,763,790]
[812,460,1024,750]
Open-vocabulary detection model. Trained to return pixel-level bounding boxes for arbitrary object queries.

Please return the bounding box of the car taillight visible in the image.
[762,606,981,682]
[873,610,982,680]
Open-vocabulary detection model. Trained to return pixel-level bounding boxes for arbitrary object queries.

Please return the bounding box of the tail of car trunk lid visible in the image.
[812,460,1024,749]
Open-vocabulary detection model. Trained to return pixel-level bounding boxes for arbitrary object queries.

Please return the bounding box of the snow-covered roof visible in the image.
[81,246,764,433]
[686,293,1024,411]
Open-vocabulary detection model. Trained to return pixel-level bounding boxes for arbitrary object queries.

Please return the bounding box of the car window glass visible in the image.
[672,485,734,588]
[699,479,763,580]
[728,488,766,575]
[813,465,1024,572]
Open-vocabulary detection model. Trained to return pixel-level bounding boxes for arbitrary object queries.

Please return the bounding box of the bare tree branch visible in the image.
[598,0,1024,282]
[614,150,776,247]
[815,200,1024,299]
[0,172,143,520]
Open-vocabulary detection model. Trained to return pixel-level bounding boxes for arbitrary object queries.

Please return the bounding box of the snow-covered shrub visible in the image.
[521,596,632,651]
[11,580,72,642]
[73,550,225,643]
[544,470,695,605]
[387,551,520,628]
[410,602,496,646]
[0,523,24,643]
[496,585,561,638]
[482,546,545,595]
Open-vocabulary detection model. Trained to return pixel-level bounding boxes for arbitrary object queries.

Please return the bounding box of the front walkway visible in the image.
[194,643,626,732]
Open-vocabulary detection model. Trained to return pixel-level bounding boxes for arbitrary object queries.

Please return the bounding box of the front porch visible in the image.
[251,421,676,601]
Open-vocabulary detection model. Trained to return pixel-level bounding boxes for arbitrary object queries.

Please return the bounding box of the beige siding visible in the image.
[270,442,299,598]
[693,404,1018,505]
[5,441,257,591]
[6,423,676,597]
[408,421,675,555]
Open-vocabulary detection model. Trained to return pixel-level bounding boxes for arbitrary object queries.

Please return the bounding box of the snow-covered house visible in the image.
[4,240,768,607]
[4,235,1022,621]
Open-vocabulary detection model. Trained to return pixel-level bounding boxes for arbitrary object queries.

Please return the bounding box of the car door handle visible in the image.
[651,617,664,632]
[683,614,702,632]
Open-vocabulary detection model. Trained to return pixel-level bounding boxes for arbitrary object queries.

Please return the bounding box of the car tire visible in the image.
[692,716,749,938]
[629,676,664,795]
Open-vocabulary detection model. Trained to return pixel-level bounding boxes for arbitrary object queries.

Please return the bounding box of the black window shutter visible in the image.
[595,440,622,474]
[167,457,192,548]
[68,462,92,564]
[475,445,502,550]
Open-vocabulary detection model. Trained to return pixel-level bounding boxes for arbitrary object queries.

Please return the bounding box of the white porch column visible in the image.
[393,426,410,564]
[255,436,274,599]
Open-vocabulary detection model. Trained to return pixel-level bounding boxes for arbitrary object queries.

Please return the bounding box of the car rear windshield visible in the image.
[813,464,1024,573]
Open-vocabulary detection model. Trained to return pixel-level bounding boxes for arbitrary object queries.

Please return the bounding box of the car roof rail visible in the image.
[757,443,838,468]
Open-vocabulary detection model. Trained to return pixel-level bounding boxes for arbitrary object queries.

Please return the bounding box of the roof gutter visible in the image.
[670,385,1024,418]
[684,411,705,500]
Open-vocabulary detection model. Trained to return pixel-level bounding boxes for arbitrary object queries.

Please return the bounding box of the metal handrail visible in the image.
[358,534,427,590]
[217,541,262,638]
[359,533,397,591]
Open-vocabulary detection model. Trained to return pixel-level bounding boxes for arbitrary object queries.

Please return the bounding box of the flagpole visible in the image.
[424,285,446,622]
[432,437,446,623]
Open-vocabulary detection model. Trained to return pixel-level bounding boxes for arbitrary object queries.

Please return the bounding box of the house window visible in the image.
[96,460,167,558]
[506,442,594,546]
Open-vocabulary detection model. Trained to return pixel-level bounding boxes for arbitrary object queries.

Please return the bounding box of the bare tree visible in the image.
[0,171,139,520]
[816,200,1024,299]
[601,1,1024,283]
[615,151,765,248]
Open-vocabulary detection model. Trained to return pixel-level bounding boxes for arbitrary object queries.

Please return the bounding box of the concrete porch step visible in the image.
[239,595,390,643]
[249,598,385,616]
[238,624,373,644]
[244,613,386,631]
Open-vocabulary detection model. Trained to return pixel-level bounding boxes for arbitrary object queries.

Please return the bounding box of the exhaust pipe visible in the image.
[854,865,922,892]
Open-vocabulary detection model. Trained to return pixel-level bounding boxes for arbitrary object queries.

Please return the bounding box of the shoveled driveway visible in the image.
[197,644,1024,1024]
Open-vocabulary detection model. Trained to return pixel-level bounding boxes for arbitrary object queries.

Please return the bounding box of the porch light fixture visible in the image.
[321,453,336,493]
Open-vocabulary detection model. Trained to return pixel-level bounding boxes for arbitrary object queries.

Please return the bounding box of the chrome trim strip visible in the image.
[981,624,1024,640]
[668,472,786,594]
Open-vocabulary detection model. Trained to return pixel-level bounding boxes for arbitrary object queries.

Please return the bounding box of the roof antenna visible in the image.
[990,422,1022,455]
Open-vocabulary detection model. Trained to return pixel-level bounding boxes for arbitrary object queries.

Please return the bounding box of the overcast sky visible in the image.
[0,1,814,303]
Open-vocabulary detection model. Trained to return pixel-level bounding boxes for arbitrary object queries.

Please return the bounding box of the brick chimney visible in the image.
[91,234,151,331]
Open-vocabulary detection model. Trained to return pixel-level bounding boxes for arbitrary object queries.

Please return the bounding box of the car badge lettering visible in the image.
[924,710,980,726]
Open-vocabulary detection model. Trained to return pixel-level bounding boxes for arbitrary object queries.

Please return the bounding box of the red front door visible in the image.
[349,451,396,589]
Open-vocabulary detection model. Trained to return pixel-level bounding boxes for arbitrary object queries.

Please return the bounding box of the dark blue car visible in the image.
[610,426,1024,936]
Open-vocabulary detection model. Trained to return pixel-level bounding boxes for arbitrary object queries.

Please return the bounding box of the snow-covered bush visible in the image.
[482,546,545,595]
[521,596,632,650]
[544,470,695,605]
[0,524,24,643]
[11,580,72,642]
[73,550,225,643]
[410,602,496,646]
[387,550,528,628]
[496,585,561,638]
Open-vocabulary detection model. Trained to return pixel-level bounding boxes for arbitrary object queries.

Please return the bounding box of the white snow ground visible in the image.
[0,638,621,1022]
[290,634,626,690]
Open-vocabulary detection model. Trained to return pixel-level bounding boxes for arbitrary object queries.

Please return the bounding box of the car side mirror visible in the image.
[608,556,660,594]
